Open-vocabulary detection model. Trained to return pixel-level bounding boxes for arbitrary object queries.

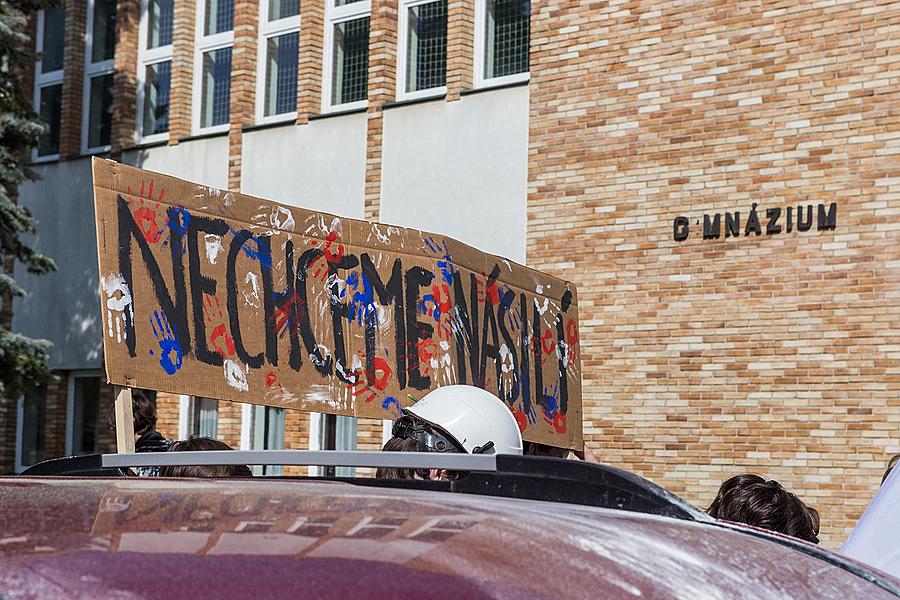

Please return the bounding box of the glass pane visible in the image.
[335,0,365,4]
[72,377,101,456]
[269,0,300,20]
[201,47,232,127]
[41,7,65,73]
[143,60,171,135]
[264,32,299,116]
[148,0,174,48]
[91,0,117,63]
[205,0,234,35]
[485,0,529,79]
[331,17,369,106]
[406,0,447,93]
[199,398,218,437]
[20,386,47,468]
[37,84,62,157]
[88,73,114,148]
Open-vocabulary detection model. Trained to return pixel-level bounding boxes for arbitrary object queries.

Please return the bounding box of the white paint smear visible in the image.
[224,359,249,392]
[243,272,261,307]
[205,234,223,264]
[270,206,295,232]
[100,273,133,343]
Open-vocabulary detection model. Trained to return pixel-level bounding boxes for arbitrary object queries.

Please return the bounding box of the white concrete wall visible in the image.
[14,157,102,370]
[121,135,229,190]
[241,112,367,219]
[380,86,529,263]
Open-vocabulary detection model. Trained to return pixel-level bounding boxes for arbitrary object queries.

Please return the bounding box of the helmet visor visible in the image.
[392,415,464,454]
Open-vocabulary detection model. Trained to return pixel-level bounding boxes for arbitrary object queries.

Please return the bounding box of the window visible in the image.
[310,413,357,477]
[256,0,300,123]
[193,0,234,133]
[398,0,447,100]
[323,0,370,111]
[137,0,174,142]
[251,406,285,475]
[16,385,47,472]
[82,0,117,153]
[187,397,218,437]
[33,6,65,161]
[475,0,530,87]
[67,374,102,456]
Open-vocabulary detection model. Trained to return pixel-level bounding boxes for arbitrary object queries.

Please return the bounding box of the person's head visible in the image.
[883,454,900,484]
[707,474,820,544]
[162,436,252,478]
[132,392,157,437]
[524,442,569,458]
[376,436,423,480]
[397,385,523,456]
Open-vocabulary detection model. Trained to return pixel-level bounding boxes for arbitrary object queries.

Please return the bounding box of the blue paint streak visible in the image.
[151,310,183,375]
[229,227,273,268]
[168,208,191,235]
[382,396,402,417]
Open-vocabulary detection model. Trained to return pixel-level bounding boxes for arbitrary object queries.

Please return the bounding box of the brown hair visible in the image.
[707,474,820,544]
[376,436,421,480]
[524,442,568,458]
[883,454,900,484]
[162,436,252,478]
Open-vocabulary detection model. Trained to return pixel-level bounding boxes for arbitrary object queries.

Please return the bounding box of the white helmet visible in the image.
[404,385,523,456]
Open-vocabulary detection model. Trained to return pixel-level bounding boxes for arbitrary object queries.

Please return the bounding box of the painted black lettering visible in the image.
[225,230,266,369]
[297,248,332,376]
[187,214,228,366]
[404,266,435,390]
[328,252,360,384]
[360,253,405,389]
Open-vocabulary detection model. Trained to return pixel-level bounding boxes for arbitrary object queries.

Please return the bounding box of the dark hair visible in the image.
[162,436,252,478]
[707,474,820,544]
[132,393,157,436]
[376,436,421,480]
[883,454,900,484]
[524,442,568,458]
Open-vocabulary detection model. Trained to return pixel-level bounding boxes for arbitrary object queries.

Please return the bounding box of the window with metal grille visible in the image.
[257,0,300,121]
[33,6,64,160]
[194,0,234,133]
[332,17,370,105]
[205,0,234,35]
[252,406,285,476]
[201,47,233,128]
[403,0,447,95]
[138,0,174,140]
[479,0,530,85]
[83,0,116,152]
[324,0,370,111]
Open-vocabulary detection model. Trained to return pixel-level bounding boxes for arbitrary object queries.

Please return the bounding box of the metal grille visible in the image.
[149,0,174,48]
[266,31,299,115]
[202,47,232,127]
[269,0,300,20]
[486,0,529,78]
[332,17,369,105]
[206,0,234,35]
[143,60,171,134]
[407,0,447,92]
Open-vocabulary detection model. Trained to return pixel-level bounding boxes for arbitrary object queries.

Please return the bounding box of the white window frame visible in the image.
[321,0,371,113]
[65,370,104,456]
[396,0,448,102]
[32,8,64,163]
[14,394,29,473]
[81,0,116,154]
[255,2,301,125]
[192,0,234,135]
[136,0,174,144]
[473,0,530,89]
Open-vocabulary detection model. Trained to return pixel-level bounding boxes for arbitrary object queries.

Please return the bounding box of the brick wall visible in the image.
[155,392,180,440]
[168,0,196,143]
[527,0,900,548]
[58,0,86,158]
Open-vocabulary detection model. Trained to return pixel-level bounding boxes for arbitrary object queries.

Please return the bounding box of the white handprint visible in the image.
[101,273,133,343]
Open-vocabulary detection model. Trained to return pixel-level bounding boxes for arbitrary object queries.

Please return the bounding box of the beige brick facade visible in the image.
[527,0,900,547]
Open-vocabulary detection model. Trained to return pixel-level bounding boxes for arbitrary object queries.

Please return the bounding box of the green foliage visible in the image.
[0,0,59,398]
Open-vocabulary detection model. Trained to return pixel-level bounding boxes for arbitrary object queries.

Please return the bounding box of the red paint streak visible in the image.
[566,320,578,346]
[417,338,437,376]
[134,207,163,243]
[553,412,567,434]
[265,371,278,388]
[366,356,393,391]
[210,323,236,357]
[432,284,452,315]
[514,409,527,433]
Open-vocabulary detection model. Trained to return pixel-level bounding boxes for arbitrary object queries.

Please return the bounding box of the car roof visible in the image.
[0,476,896,600]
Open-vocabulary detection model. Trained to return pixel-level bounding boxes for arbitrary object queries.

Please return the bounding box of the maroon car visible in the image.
[0,452,896,599]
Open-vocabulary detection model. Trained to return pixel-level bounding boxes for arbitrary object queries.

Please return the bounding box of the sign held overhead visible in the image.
[92,158,582,448]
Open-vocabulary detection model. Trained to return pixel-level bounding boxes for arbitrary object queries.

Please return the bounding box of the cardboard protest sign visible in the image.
[92,158,582,447]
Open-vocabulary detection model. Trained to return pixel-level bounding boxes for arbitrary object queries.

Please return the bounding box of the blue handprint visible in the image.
[423,237,455,286]
[151,310,183,375]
